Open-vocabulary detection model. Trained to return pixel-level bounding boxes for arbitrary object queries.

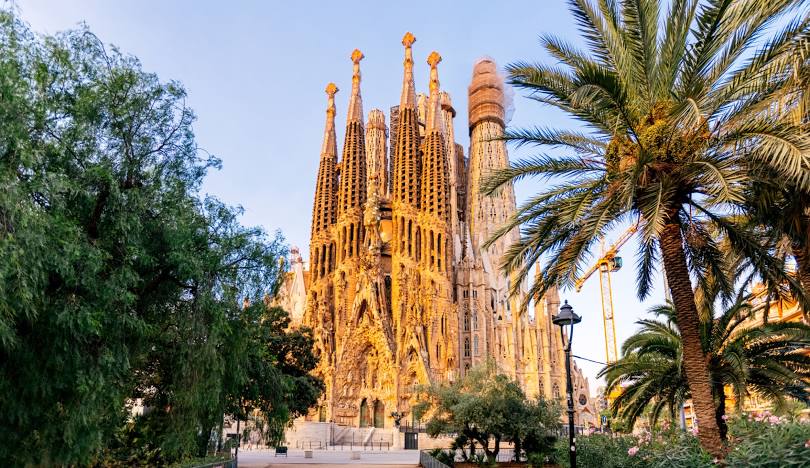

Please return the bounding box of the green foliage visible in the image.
[485,0,807,307]
[429,448,457,467]
[726,414,810,467]
[0,9,320,465]
[553,431,713,468]
[601,288,810,432]
[221,304,323,447]
[416,360,560,463]
[485,1,809,455]
[555,418,810,467]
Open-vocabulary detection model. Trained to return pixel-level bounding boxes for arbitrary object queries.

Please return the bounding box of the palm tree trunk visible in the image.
[713,382,728,441]
[659,223,725,459]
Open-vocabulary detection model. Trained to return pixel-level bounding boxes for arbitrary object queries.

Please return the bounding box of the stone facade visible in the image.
[281,33,598,429]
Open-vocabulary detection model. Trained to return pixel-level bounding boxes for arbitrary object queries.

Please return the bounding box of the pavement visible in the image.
[236,448,420,468]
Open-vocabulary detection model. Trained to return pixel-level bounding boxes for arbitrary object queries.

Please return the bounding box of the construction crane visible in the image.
[574,223,638,365]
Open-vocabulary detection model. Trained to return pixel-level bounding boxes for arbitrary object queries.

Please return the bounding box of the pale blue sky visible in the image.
[19,0,668,387]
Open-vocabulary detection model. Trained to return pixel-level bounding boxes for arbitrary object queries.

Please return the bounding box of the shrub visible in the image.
[726,413,810,467]
[553,434,646,468]
[552,430,712,468]
[429,448,456,467]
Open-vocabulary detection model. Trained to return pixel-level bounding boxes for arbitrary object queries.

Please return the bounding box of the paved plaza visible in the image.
[236,448,420,468]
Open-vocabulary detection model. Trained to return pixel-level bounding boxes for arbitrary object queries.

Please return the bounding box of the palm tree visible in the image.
[483,0,810,457]
[600,295,810,440]
[746,66,810,307]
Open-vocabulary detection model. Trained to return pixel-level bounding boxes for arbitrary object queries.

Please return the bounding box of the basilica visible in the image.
[276,33,598,431]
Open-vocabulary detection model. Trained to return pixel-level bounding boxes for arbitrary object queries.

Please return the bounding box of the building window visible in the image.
[463,312,470,331]
[472,290,477,299]
[553,384,561,399]
[464,338,470,357]
[473,336,479,355]
[472,311,479,330]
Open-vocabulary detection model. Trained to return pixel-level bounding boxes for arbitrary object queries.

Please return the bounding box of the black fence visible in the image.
[398,422,427,433]
[293,440,393,451]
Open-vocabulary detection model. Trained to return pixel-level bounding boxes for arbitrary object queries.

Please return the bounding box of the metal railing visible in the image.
[189,457,236,468]
[420,450,451,468]
[399,422,427,433]
[294,440,393,451]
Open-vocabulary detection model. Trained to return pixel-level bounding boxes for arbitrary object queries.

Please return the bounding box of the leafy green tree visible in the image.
[601,293,810,440]
[221,304,323,448]
[415,360,560,463]
[484,0,809,457]
[0,10,320,465]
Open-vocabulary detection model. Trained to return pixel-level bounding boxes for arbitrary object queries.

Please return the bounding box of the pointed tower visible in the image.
[391,32,421,212]
[419,50,455,379]
[420,51,451,267]
[337,49,367,262]
[467,58,517,257]
[365,109,388,198]
[439,91,461,261]
[390,33,422,344]
[310,83,339,285]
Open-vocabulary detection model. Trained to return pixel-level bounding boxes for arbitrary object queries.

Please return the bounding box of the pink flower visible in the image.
[691,427,699,436]
[628,446,639,456]
[805,439,810,449]
[721,414,729,421]
[768,416,781,425]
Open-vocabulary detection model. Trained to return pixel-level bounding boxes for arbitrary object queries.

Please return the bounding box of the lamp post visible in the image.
[553,299,581,468]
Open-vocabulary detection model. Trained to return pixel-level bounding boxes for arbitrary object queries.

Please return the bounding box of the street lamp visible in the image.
[553,299,581,468]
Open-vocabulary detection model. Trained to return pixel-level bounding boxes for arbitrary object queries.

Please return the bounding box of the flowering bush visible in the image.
[725,413,810,467]
[552,429,712,468]
[549,414,810,467]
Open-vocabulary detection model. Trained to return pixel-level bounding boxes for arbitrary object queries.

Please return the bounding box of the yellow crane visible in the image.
[574,223,638,364]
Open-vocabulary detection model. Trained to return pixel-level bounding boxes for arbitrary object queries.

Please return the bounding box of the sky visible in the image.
[18,0,668,389]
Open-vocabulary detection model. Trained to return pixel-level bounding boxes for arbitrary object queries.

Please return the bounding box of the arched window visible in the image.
[463,337,470,357]
[473,336,479,355]
[472,311,479,330]
[553,383,561,400]
[463,311,470,331]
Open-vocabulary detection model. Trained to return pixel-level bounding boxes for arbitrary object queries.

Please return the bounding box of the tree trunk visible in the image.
[659,223,725,459]
[713,382,728,441]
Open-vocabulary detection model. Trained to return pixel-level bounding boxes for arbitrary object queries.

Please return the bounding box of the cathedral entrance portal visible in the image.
[359,398,369,427]
[373,400,384,428]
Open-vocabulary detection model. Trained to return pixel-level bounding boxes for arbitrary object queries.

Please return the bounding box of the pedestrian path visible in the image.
[236,448,420,467]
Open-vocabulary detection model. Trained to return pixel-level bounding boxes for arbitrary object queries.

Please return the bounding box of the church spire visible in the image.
[392,33,421,208]
[321,82,338,157]
[420,50,451,271]
[311,83,339,237]
[338,49,367,219]
[426,51,444,134]
[400,32,416,109]
[347,49,364,124]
